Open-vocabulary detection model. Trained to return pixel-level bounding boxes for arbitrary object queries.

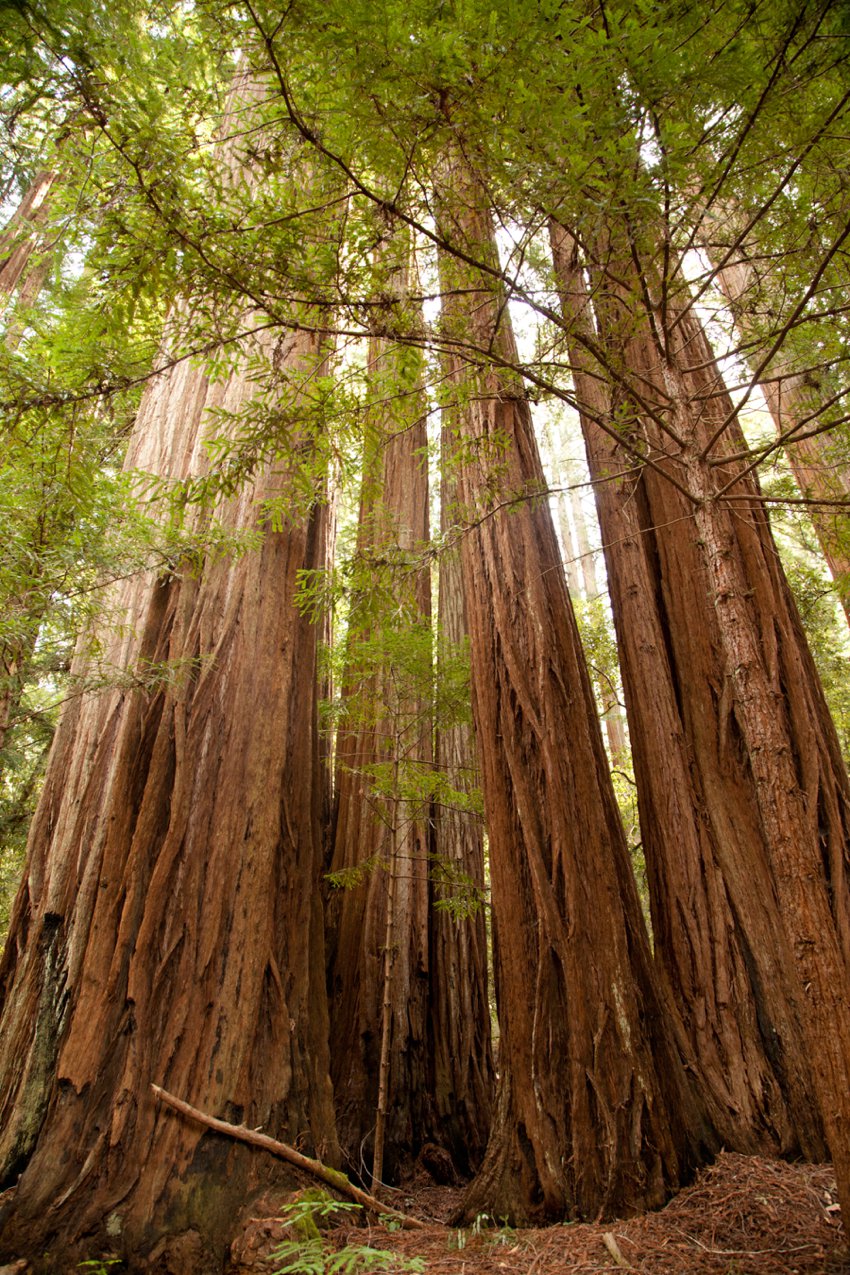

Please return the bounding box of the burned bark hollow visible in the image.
[0,309,339,1268]
[562,218,850,1211]
[550,221,826,1161]
[436,154,715,1226]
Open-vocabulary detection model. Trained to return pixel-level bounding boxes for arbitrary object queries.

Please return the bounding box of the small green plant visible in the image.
[270,1193,424,1275]
[77,1260,122,1274]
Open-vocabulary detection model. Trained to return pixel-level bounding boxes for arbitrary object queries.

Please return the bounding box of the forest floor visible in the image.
[231,1153,848,1275]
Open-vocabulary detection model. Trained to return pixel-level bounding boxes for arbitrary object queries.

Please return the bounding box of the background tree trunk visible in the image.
[709,249,850,624]
[426,366,494,1177]
[436,154,715,1226]
[325,239,433,1181]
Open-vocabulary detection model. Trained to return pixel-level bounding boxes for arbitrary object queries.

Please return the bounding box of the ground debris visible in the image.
[228,1154,848,1275]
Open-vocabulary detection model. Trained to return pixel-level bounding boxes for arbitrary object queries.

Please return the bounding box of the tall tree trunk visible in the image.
[567,218,850,1210]
[436,153,716,1226]
[0,168,56,313]
[550,220,826,1159]
[0,118,342,1258]
[0,167,61,764]
[709,250,850,624]
[325,237,432,1181]
[426,372,494,1177]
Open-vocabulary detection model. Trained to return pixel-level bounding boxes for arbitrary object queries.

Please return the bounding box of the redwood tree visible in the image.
[436,151,716,1225]
[556,212,850,1208]
[325,235,434,1179]
[550,220,826,1160]
[0,104,343,1261]
[427,359,494,1176]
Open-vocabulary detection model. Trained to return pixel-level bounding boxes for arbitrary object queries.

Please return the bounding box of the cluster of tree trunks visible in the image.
[1,86,850,1275]
[548,216,850,1207]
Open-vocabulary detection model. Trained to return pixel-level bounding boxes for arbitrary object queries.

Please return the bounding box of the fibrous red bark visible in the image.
[550,220,826,1160]
[0,197,340,1273]
[325,238,433,1180]
[436,154,715,1226]
[558,217,850,1212]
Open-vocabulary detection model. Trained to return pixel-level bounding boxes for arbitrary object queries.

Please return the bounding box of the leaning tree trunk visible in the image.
[435,152,716,1226]
[550,220,826,1160]
[0,152,341,1267]
[574,217,850,1211]
[426,367,494,1177]
[325,237,433,1182]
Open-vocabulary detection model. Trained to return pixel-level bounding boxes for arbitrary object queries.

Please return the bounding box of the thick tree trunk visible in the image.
[325,245,432,1180]
[0,305,339,1269]
[436,155,715,1226]
[567,220,850,1210]
[426,385,494,1177]
[710,252,850,624]
[550,221,826,1159]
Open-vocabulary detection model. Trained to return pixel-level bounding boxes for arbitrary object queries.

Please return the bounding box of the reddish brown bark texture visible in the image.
[325,264,433,1177]
[550,221,826,1160]
[556,220,850,1210]
[0,319,339,1270]
[437,155,714,1226]
[427,389,494,1176]
[0,168,56,312]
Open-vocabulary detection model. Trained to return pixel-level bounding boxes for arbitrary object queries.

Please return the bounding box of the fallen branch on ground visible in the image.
[151,1083,426,1230]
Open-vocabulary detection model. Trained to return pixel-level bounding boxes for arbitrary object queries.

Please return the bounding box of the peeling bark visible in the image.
[564,218,850,1211]
[0,117,341,1264]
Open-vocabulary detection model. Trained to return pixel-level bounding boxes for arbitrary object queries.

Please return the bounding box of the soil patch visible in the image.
[232,1152,848,1275]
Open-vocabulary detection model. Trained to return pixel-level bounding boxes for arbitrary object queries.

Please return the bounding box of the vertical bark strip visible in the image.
[427,370,494,1176]
[436,153,714,1226]
[0,138,341,1267]
[325,235,433,1179]
[550,220,825,1159]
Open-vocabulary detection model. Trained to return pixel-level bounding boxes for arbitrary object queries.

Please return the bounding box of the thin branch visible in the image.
[150,1084,426,1230]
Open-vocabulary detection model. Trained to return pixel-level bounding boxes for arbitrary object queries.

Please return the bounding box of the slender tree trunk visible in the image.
[566,219,850,1210]
[436,153,715,1226]
[0,168,61,765]
[0,168,56,310]
[325,236,432,1180]
[426,371,494,1177]
[550,220,826,1159]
